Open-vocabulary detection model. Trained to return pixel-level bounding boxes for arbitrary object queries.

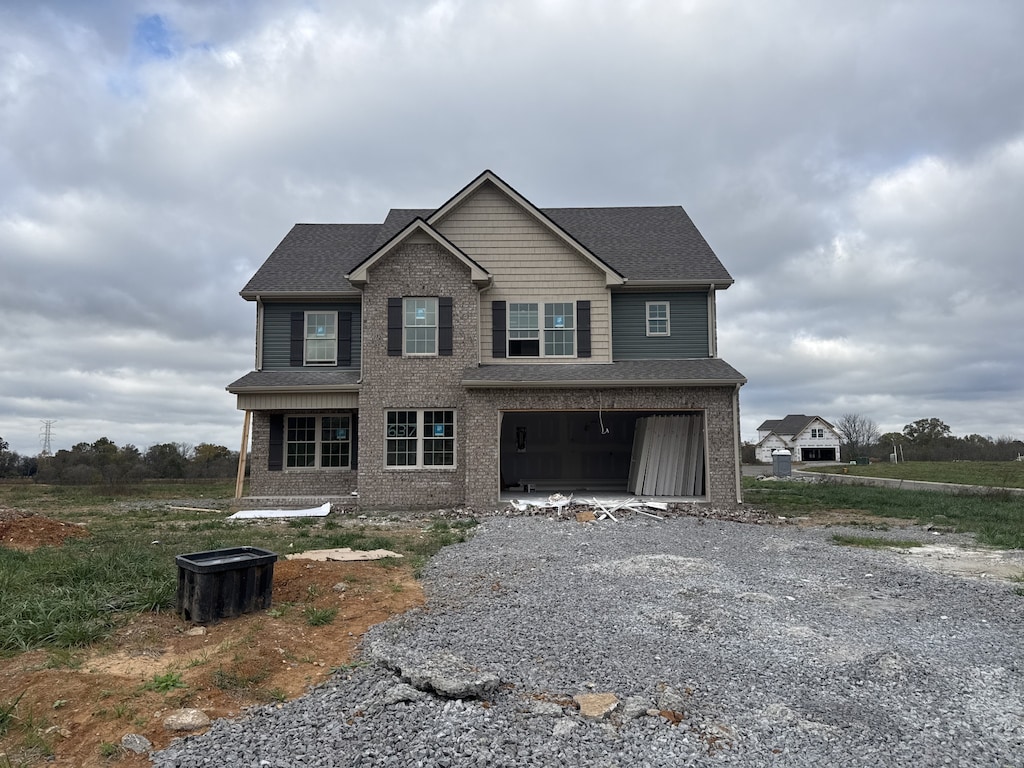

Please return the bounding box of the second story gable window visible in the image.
[387,297,453,357]
[646,302,670,336]
[404,298,437,356]
[508,301,575,357]
[810,428,824,439]
[305,312,337,365]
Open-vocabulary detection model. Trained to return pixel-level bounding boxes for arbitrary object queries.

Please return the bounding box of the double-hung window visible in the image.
[305,312,337,364]
[385,409,455,467]
[646,302,670,336]
[286,414,351,469]
[508,302,575,357]
[404,298,437,356]
[810,428,824,439]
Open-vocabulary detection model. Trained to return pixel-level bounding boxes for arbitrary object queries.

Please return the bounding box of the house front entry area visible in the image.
[498,409,707,498]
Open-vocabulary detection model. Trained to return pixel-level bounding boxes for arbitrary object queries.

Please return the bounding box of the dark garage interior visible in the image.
[499,409,707,497]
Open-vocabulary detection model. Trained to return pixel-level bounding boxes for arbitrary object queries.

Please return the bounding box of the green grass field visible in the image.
[743,474,1024,549]
[801,460,1024,488]
[0,481,476,655]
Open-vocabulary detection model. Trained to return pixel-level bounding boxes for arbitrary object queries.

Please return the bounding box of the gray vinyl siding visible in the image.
[611,292,709,359]
[262,301,361,370]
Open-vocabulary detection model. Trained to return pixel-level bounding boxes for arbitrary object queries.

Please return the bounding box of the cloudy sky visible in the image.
[1,0,1022,457]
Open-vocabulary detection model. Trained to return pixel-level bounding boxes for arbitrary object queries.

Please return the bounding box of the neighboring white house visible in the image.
[755,415,841,463]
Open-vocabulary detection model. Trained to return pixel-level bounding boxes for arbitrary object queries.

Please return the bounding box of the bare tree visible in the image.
[835,413,880,459]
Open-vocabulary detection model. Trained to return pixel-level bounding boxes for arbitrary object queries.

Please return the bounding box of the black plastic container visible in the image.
[175,546,278,624]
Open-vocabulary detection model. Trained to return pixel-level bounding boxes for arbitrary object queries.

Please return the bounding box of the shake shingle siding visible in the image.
[611,292,709,359]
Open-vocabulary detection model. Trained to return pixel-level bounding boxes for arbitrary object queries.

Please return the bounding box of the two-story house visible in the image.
[755,415,841,463]
[227,171,746,509]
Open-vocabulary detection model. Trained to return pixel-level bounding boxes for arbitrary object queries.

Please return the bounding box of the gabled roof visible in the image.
[240,170,734,298]
[428,170,625,287]
[756,415,836,436]
[345,218,491,287]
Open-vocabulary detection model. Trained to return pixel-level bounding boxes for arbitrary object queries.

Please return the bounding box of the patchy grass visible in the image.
[831,534,924,549]
[0,481,478,655]
[141,671,185,694]
[802,461,1024,489]
[743,476,1024,549]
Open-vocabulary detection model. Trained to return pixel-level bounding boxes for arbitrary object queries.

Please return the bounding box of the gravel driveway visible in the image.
[153,516,1024,767]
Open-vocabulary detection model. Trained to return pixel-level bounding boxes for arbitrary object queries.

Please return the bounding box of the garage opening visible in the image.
[499,410,706,498]
[801,448,837,461]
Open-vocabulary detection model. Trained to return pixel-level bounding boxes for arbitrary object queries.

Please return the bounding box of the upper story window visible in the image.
[286,414,351,469]
[388,297,452,358]
[810,428,825,439]
[404,298,437,356]
[508,301,575,357]
[646,301,670,336]
[305,312,337,364]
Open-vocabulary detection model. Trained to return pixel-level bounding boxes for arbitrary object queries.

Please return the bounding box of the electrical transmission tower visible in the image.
[39,420,57,456]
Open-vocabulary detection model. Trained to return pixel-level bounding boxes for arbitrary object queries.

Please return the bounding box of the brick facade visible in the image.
[463,386,740,509]
[355,241,479,508]
[248,410,359,498]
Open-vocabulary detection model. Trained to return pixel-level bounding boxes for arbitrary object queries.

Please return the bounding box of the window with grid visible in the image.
[508,302,575,357]
[286,414,351,469]
[646,302,670,336]
[508,303,539,357]
[305,312,337,364]
[544,302,575,356]
[404,298,437,355]
[386,409,455,468]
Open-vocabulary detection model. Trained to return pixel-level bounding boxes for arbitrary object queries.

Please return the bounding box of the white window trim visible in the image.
[285,413,352,470]
[304,311,337,366]
[385,409,457,469]
[403,297,439,357]
[645,301,671,337]
[506,300,577,358]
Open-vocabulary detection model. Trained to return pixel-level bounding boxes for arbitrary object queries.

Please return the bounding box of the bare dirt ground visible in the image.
[0,511,424,768]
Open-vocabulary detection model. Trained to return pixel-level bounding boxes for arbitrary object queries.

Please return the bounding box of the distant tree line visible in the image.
[837,415,1023,462]
[0,436,240,483]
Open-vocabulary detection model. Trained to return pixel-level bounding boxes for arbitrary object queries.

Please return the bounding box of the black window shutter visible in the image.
[438,298,453,356]
[387,298,402,356]
[491,300,506,358]
[338,311,352,367]
[577,300,591,358]
[289,312,304,366]
[268,414,284,471]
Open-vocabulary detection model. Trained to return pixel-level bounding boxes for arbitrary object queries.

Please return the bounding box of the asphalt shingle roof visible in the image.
[461,359,746,387]
[757,415,817,434]
[227,369,361,391]
[240,200,732,295]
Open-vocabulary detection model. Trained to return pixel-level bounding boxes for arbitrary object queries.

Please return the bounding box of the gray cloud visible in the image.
[1,0,1022,454]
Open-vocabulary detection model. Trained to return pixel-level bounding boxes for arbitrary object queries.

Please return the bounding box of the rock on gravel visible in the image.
[152,516,1024,767]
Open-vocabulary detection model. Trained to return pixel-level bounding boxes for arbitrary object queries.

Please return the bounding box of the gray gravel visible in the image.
[152,516,1024,767]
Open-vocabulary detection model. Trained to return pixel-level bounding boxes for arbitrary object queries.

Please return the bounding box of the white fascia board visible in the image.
[345,218,490,286]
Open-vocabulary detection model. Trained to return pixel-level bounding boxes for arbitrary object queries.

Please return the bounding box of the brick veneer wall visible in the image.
[355,242,479,508]
[463,385,741,510]
[248,411,358,497]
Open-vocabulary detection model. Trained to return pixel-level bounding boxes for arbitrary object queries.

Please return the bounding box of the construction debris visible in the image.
[228,502,332,520]
[286,547,402,562]
[506,494,670,521]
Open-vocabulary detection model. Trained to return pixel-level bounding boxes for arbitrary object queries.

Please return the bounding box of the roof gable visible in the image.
[346,218,491,287]
[429,170,625,287]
